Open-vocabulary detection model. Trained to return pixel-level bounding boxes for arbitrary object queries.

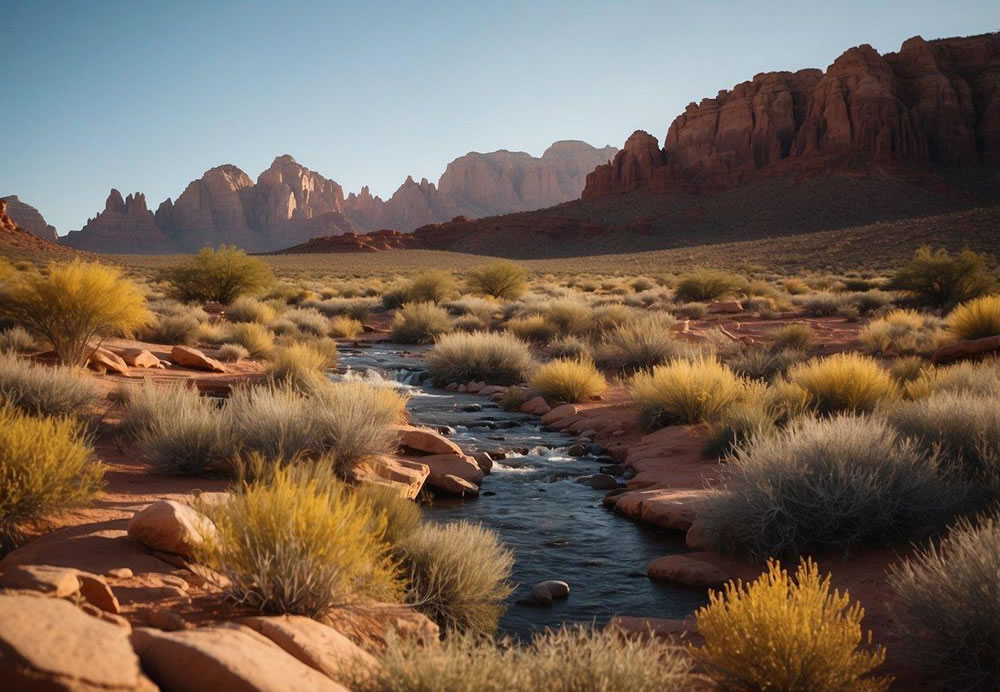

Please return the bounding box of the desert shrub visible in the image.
[118,381,198,439]
[590,304,637,335]
[0,405,105,552]
[196,321,229,345]
[398,520,513,634]
[143,313,201,346]
[162,246,274,304]
[698,415,961,559]
[783,277,810,295]
[800,292,845,316]
[704,397,777,460]
[453,315,487,332]
[0,355,99,417]
[137,395,234,475]
[903,359,1000,399]
[1,260,151,365]
[356,483,422,546]
[694,558,889,691]
[504,315,557,343]
[312,381,407,471]
[772,323,814,351]
[228,384,320,463]
[529,358,606,403]
[786,353,898,415]
[391,302,453,344]
[597,314,683,374]
[548,335,590,360]
[890,513,1000,690]
[444,296,497,323]
[630,356,746,428]
[426,331,535,386]
[0,326,36,354]
[408,270,458,304]
[889,246,996,309]
[499,385,532,412]
[887,355,928,383]
[728,346,803,382]
[674,301,708,319]
[851,289,894,315]
[742,295,776,316]
[226,296,276,325]
[147,299,209,323]
[227,322,275,358]
[887,390,1000,493]
[381,283,413,310]
[267,342,336,392]
[308,297,375,322]
[674,269,746,302]
[201,464,400,616]
[629,276,655,293]
[354,626,691,692]
[466,261,528,299]
[543,299,592,335]
[947,294,1000,341]
[859,310,944,355]
[329,315,363,339]
[217,343,249,362]
[281,308,330,337]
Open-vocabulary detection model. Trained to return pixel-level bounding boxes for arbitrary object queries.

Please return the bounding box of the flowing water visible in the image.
[337,344,706,638]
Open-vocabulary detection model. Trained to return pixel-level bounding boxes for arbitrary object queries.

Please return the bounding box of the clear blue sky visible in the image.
[2,0,997,234]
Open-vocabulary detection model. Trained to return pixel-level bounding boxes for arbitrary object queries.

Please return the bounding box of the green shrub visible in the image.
[391,302,453,344]
[0,405,105,551]
[466,261,527,299]
[851,289,893,315]
[398,520,513,634]
[226,297,276,324]
[786,353,898,415]
[407,270,458,304]
[0,355,99,417]
[426,331,535,386]
[137,393,233,475]
[674,269,746,302]
[890,513,1000,690]
[0,326,36,354]
[887,390,1000,493]
[201,465,400,616]
[694,558,889,691]
[704,394,777,460]
[217,343,249,362]
[698,415,962,559]
[162,246,274,304]
[530,358,606,403]
[143,313,201,346]
[890,246,996,309]
[2,260,151,365]
[227,322,275,358]
[947,294,1000,340]
[630,356,746,428]
[353,626,691,691]
[772,323,814,351]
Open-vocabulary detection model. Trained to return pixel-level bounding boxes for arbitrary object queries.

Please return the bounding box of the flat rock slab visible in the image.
[612,487,707,531]
[89,346,130,375]
[131,625,346,691]
[240,615,378,684]
[170,345,226,373]
[116,348,162,368]
[0,564,121,614]
[647,554,732,588]
[393,424,465,456]
[0,594,151,691]
[351,455,429,499]
[420,453,484,486]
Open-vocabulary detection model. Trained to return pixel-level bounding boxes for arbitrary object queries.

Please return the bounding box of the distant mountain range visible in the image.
[43,141,616,253]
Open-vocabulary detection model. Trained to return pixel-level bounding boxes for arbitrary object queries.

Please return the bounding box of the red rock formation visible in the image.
[276,229,425,254]
[0,196,58,241]
[584,32,1000,197]
[62,190,174,253]
[0,198,74,253]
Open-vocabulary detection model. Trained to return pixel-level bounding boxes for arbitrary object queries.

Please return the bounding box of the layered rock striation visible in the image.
[0,195,58,241]
[584,33,1000,197]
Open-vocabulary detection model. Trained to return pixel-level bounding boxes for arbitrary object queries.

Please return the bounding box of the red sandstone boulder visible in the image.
[170,345,226,373]
[127,500,217,560]
[393,424,464,456]
[931,335,1000,364]
[647,554,731,588]
[88,346,130,375]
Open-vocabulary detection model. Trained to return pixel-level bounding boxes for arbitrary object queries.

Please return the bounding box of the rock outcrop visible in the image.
[0,195,58,241]
[584,32,1000,197]
[60,142,616,253]
[0,197,74,253]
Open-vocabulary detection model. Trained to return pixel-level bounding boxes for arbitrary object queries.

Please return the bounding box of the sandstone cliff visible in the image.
[60,141,616,253]
[0,198,74,253]
[0,196,58,242]
[584,33,1000,197]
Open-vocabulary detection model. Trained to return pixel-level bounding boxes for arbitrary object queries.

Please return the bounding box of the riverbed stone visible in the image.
[566,443,587,457]
[578,473,618,490]
[420,453,484,487]
[540,404,578,425]
[351,456,429,499]
[647,554,731,588]
[519,396,551,415]
[530,580,570,606]
[393,424,465,456]
[472,451,494,474]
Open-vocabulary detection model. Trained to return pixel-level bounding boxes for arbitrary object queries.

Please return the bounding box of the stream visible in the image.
[336,344,706,638]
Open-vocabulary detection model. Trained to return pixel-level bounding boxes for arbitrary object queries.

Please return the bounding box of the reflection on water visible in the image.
[336,345,706,638]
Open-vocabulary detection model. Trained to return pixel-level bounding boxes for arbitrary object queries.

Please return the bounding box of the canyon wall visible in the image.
[584,33,1000,197]
[0,196,58,242]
